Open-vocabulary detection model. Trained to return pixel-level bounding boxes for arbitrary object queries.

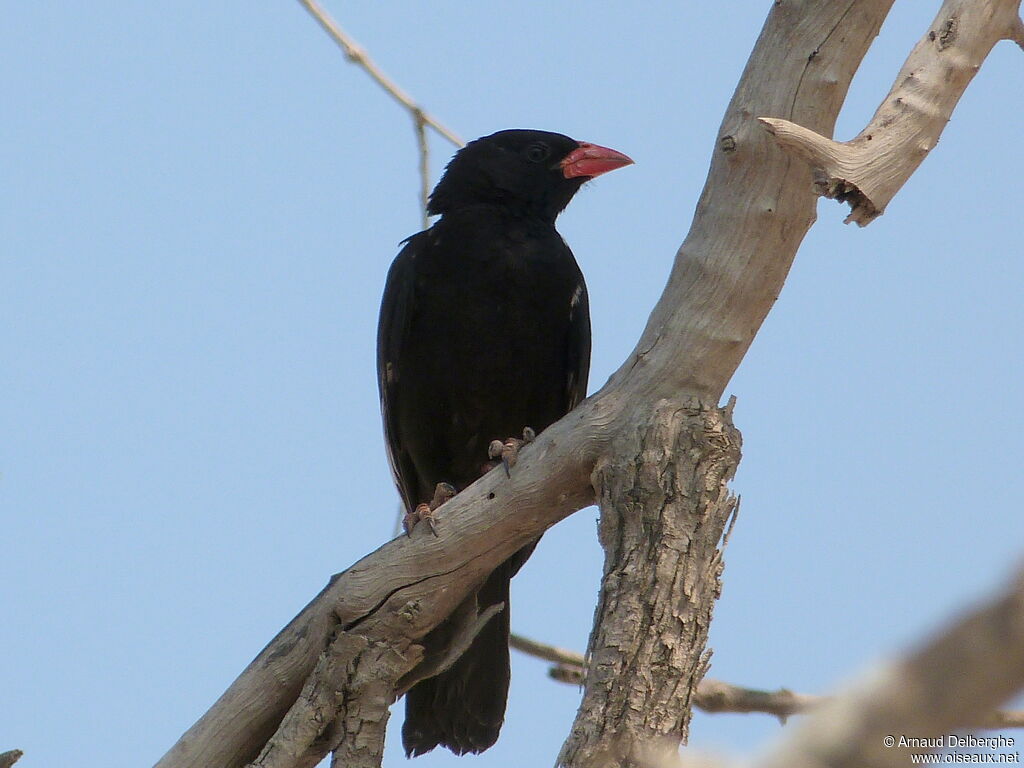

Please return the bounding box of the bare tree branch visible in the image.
[512,635,1024,727]
[510,632,585,667]
[512,634,820,721]
[243,631,422,768]
[693,681,820,721]
[157,395,601,768]
[760,0,1023,225]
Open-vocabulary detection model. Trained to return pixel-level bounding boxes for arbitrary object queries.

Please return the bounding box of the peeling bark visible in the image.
[244,632,422,768]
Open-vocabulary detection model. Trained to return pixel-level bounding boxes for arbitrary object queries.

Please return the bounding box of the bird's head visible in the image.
[427,129,632,222]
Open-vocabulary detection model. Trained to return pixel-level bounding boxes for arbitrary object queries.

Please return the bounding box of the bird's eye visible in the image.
[525,143,551,163]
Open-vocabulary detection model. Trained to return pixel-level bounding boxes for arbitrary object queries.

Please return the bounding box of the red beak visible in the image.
[560,141,634,179]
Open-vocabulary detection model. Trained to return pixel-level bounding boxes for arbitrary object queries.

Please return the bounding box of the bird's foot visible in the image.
[486,427,536,478]
[404,482,456,537]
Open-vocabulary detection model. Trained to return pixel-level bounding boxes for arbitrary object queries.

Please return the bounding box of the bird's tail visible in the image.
[402,559,514,757]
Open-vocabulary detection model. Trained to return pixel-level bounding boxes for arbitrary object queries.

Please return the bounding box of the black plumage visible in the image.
[376,129,631,757]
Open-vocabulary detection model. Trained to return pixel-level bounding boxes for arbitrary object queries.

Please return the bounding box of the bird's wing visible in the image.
[376,234,424,512]
[565,276,592,412]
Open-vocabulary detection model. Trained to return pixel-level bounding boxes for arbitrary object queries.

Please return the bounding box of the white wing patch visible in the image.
[570,283,584,308]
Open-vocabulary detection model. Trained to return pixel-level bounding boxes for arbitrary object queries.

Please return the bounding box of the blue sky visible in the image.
[3,3,1023,767]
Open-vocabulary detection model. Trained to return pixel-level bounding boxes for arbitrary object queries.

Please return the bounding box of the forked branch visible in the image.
[296,0,465,228]
[760,0,1023,226]
[295,0,461,147]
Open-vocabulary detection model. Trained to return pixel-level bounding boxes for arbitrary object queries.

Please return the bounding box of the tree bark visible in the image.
[557,400,740,768]
[244,631,422,768]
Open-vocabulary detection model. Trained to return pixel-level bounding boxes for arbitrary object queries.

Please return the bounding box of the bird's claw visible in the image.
[486,427,536,478]
[431,481,457,508]
[404,505,435,537]
[404,482,456,537]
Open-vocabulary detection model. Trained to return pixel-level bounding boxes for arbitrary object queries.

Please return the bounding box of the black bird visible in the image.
[376,129,632,757]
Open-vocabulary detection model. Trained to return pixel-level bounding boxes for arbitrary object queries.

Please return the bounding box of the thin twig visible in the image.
[296,0,463,147]
[296,0,465,227]
[510,633,586,667]
[413,111,430,230]
[510,633,1024,727]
